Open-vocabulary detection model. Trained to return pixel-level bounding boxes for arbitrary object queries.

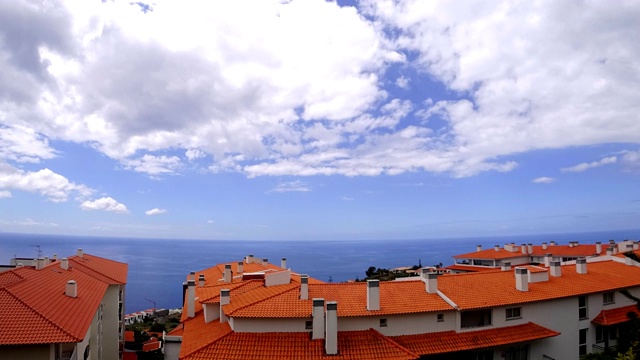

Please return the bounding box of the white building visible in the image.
[0,249,127,360]
[165,245,640,360]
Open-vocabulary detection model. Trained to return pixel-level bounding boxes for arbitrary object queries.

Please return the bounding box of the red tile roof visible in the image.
[454,248,529,260]
[69,253,128,285]
[182,329,419,360]
[0,253,126,346]
[592,305,640,326]
[439,260,640,310]
[455,244,601,260]
[179,316,232,359]
[445,264,503,273]
[143,340,162,352]
[225,281,452,318]
[125,330,135,342]
[123,350,138,360]
[392,322,559,355]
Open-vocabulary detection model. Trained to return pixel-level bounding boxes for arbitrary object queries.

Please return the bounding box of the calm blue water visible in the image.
[1,229,639,312]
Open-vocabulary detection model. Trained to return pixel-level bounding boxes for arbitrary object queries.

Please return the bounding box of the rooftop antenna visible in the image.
[30,244,43,258]
[144,297,157,315]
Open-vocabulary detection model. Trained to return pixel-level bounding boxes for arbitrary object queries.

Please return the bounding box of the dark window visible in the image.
[437,313,444,322]
[595,325,604,343]
[504,345,528,360]
[603,292,614,305]
[610,325,618,340]
[305,320,312,330]
[379,318,387,327]
[578,296,588,319]
[461,309,492,328]
[475,350,493,360]
[579,328,588,356]
[506,307,522,320]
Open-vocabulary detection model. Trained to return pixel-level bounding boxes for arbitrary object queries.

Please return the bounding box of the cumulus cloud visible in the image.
[0,0,639,180]
[561,156,617,173]
[268,181,311,193]
[532,177,556,184]
[145,208,167,216]
[0,190,12,198]
[81,197,129,214]
[0,164,92,202]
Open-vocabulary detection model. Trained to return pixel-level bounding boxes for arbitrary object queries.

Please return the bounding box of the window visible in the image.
[379,318,387,327]
[610,325,618,340]
[603,292,614,305]
[461,309,492,328]
[475,350,493,360]
[578,296,588,319]
[305,320,312,330]
[579,328,588,356]
[506,307,522,320]
[437,313,444,322]
[504,345,528,360]
[595,325,604,343]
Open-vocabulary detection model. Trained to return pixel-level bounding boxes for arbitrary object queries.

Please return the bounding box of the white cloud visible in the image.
[561,156,617,173]
[268,181,311,193]
[342,196,354,201]
[0,190,11,198]
[81,197,129,214]
[125,155,183,176]
[532,177,556,184]
[0,164,92,202]
[145,208,167,216]
[207,220,215,224]
[621,150,640,170]
[1,1,639,180]
[16,218,58,227]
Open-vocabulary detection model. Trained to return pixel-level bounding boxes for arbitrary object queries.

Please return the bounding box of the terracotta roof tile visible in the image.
[227,281,452,318]
[68,253,128,285]
[179,315,232,359]
[592,305,640,326]
[167,323,184,336]
[182,329,418,360]
[0,265,108,345]
[454,248,529,260]
[455,244,601,260]
[125,330,135,342]
[392,322,559,355]
[439,260,640,310]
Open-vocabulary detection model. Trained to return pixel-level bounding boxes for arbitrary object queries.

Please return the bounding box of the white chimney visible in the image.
[237,261,244,274]
[426,273,438,294]
[66,280,77,298]
[501,262,511,271]
[262,258,268,266]
[281,257,287,268]
[187,280,196,318]
[544,253,552,267]
[515,267,528,292]
[494,245,499,252]
[550,261,561,277]
[60,258,69,270]
[198,274,205,287]
[77,248,83,258]
[576,258,587,274]
[476,245,482,252]
[31,259,37,268]
[521,244,527,254]
[542,242,548,250]
[325,302,338,356]
[596,242,602,254]
[550,240,556,246]
[527,244,533,254]
[37,258,45,270]
[300,275,309,300]
[312,299,325,339]
[52,254,58,261]
[44,256,49,265]
[367,280,380,311]
[220,289,230,323]
[224,264,232,283]
[606,246,614,256]
[189,271,195,281]
[245,254,253,263]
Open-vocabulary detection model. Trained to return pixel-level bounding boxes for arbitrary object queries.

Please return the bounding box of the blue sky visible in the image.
[0,0,639,240]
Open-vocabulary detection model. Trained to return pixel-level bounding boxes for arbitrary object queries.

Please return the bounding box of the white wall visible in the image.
[102,285,120,360]
[338,312,456,336]
[164,337,182,360]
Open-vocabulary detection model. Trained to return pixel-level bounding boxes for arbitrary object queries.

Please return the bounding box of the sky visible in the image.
[0,0,639,241]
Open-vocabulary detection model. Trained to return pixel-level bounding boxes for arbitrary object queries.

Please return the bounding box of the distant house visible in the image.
[0,249,128,360]
[167,245,640,360]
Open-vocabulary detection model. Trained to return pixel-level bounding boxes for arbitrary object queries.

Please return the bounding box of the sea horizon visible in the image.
[2,228,639,313]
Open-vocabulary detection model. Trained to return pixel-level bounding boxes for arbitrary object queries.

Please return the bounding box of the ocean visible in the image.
[1,229,639,313]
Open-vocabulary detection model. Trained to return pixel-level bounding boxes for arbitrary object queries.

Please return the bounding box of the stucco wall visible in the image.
[102,285,120,360]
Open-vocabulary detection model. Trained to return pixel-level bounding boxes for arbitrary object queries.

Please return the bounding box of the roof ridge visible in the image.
[226,283,298,316]
[69,255,122,284]
[2,288,80,342]
[367,328,420,358]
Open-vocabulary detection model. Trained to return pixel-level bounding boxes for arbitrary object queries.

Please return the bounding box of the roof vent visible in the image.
[281,257,287,268]
[76,248,83,258]
[66,280,77,298]
[493,245,499,252]
[550,261,561,277]
[576,258,587,274]
[60,258,69,270]
[596,242,602,254]
[476,245,482,252]
[237,261,244,274]
[224,264,232,283]
[198,274,205,287]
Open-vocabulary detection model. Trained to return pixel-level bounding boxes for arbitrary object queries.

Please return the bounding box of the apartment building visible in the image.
[167,247,640,360]
[0,249,128,360]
